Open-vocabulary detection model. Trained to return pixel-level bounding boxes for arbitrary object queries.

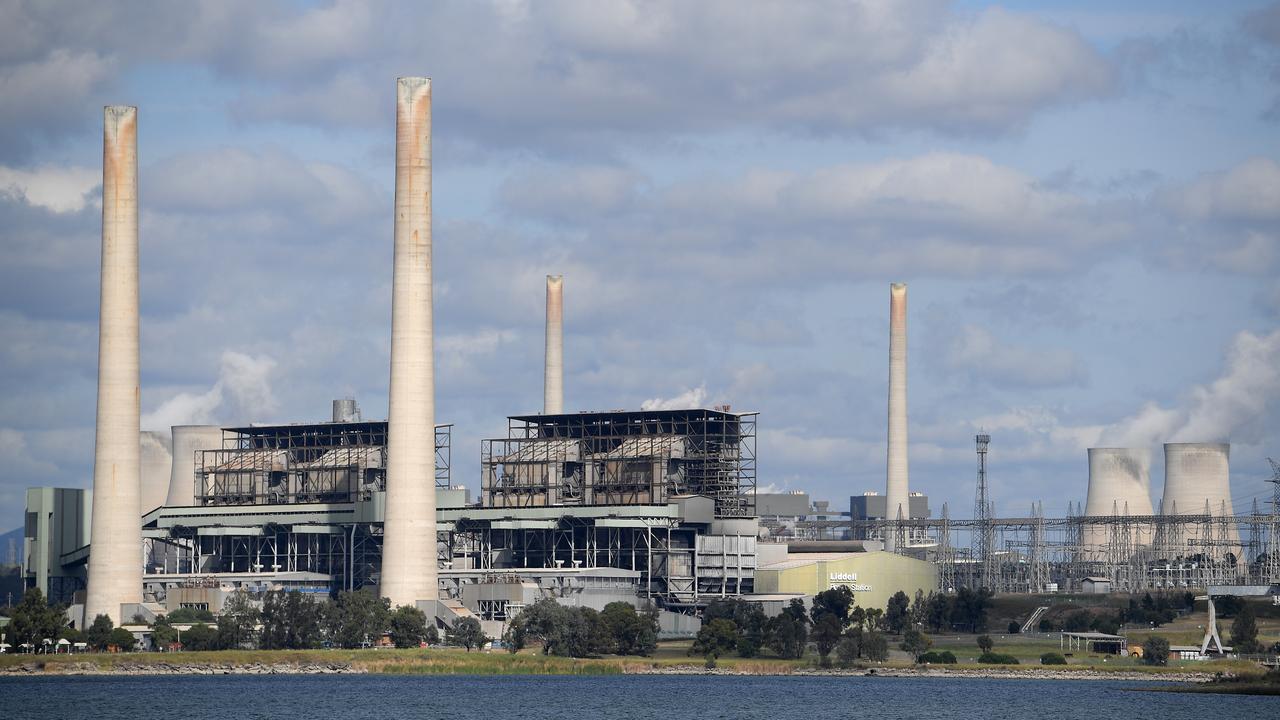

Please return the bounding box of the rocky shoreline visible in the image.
[3,660,1215,682]
[632,665,1214,682]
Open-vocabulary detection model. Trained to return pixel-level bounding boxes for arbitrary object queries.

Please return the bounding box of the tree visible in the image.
[950,587,992,632]
[849,605,867,632]
[182,623,217,651]
[167,607,215,623]
[977,634,993,654]
[924,593,952,633]
[445,617,488,651]
[691,618,739,660]
[327,589,391,649]
[86,614,115,651]
[703,599,765,657]
[7,588,66,647]
[862,631,889,662]
[387,605,430,649]
[216,592,261,650]
[107,627,136,652]
[835,629,861,667]
[810,586,854,627]
[580,607,614,656]
[152,616,178,650]
[1142,636,1170,666]
[268,590,322,649]
[864,608,884,632]
[601,602,658,656]
[1007,621,1020,634]
[765,612,808,660]
[811,613,843,665]
[901,629,931,662]
[1229,604,1261,653]
[885,591,911,634]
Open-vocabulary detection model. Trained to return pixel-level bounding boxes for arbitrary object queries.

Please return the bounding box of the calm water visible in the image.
[1,674,1272,719]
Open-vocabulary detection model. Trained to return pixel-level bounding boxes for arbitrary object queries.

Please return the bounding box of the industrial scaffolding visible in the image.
[481,408,758,518]
[195,421,452,506]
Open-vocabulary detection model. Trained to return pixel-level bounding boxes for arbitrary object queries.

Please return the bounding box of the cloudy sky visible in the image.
[2,0,1279,533]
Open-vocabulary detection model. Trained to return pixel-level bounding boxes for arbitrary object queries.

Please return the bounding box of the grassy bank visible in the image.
[0,646,811,676]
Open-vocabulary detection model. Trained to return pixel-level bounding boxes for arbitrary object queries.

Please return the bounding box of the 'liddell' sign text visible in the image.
[828,572,871,593]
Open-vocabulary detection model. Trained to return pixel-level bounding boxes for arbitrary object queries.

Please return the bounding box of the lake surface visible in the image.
[2,674,1272,719]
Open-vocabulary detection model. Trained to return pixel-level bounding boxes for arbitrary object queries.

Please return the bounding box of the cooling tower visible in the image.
[544,275,564,414]
[85,106,143,625]
[381,77,438,607]
[884,283,908,552]
[1162,442,1240,549]
[164,425,224,507]
[1082,448,1155,554]
[139,430,172,512]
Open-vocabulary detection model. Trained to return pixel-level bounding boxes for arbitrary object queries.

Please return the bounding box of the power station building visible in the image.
[70,404,767,626]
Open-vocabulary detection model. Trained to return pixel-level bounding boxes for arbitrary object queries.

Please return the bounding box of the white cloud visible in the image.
[641,383,709,410]
[1099,329,1280,446]
[142,350,278,429]
[0,165,98,213]
[0,428,60,477]
[946,324,1087,388]
[1169,157,1280,222]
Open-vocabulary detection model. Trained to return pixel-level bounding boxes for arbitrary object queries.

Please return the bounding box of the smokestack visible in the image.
[544,275,564,414]
[885,282,908,552]
[164,425,224,507]
[85,106,142,625]
[381,77,438,607]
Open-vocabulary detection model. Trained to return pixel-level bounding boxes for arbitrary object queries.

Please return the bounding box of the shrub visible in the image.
[1007,621,1020,634]
[1142,636,1170,666]
[1040,652,1067,665]
[918,650,957,664]
[978,652,1019,665]
[1037,618,1053,633]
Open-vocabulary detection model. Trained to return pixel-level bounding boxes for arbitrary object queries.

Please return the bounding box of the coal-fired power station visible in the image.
[27,76,1275,644]
[84,106,143,625]
[380,77,439,608]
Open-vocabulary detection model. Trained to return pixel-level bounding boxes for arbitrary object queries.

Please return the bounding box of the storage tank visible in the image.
[1082,448,1155,556]
[165,425,224,507]
[1162,442,1240,550]
[139,430,172,513]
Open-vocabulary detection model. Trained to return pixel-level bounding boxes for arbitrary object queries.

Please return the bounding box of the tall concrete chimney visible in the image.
[885,282,908,552]
[85,106,143,625]
[543,274,564,414]
[381,77,438,607]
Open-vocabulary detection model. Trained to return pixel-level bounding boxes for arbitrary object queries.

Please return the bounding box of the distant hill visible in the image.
[0,527,24,608]
[0,526,20,567]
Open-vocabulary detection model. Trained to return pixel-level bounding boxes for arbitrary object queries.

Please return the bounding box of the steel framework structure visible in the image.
[195,421,451,506]
[482,409,757,518]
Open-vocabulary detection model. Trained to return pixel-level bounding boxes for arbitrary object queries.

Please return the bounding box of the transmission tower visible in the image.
[1265,458,1280,583]
[973,433,994,591]
[938,502,955,592]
